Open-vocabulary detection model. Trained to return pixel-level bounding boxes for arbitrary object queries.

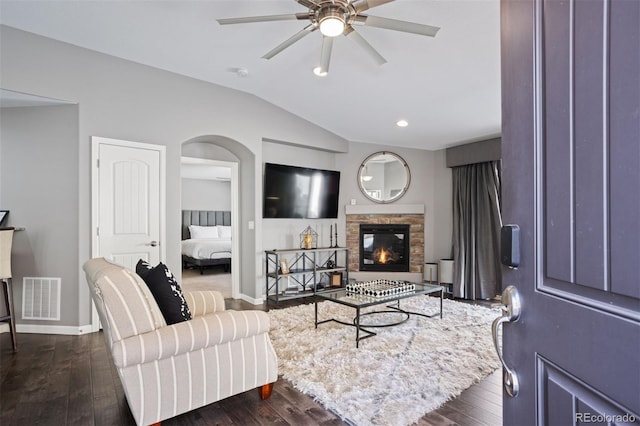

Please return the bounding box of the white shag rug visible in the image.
[268,297,501,426]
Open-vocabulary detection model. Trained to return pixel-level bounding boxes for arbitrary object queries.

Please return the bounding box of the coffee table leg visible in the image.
[315,300,318,328]
[440,288,443,318]
[355,307,360,348]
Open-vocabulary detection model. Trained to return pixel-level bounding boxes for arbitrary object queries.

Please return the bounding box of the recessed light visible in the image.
[313,66,328,77]
[396,119,409,127]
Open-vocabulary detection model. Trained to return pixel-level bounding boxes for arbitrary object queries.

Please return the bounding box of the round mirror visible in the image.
[358,151,411,203]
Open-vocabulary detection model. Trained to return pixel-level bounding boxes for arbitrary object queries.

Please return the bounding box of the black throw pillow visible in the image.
[136,259,192,325]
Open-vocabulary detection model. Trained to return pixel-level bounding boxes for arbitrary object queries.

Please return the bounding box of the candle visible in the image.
[329,224,333,247]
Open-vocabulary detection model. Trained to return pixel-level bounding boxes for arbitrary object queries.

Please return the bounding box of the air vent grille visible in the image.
[22,277,61,321]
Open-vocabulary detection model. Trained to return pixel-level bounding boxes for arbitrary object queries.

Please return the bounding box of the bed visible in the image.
[181,210,231,274]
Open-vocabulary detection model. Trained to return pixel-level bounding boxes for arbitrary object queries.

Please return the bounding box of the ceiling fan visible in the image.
[217,0,440,76]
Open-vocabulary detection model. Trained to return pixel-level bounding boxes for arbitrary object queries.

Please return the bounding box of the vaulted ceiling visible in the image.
[0,0,501,151]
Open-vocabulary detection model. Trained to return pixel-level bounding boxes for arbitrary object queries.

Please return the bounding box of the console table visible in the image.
[265,247,349,305]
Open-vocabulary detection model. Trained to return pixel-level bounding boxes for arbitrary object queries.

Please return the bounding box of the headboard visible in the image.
[182,210,231,240]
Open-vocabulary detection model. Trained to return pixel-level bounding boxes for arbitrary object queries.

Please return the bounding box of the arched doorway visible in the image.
[181,136,256,300]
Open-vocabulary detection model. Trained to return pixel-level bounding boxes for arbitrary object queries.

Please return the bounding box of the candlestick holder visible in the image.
[329,224,334,248]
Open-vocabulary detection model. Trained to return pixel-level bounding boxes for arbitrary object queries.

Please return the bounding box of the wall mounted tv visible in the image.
[263,163,340,219]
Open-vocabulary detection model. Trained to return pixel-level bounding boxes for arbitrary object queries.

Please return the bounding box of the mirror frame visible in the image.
[357,151,411,204]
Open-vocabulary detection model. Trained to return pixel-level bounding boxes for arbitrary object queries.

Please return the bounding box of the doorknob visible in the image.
[491,285,521,397]
[147,241,159,247]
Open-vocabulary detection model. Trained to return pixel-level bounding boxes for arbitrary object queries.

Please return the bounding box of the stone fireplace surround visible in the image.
[345,204,424,281]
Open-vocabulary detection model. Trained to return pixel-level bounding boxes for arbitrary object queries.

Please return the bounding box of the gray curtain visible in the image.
[452,161,502,300]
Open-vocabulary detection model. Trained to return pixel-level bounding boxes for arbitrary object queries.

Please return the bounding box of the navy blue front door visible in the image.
[501,0,640,423]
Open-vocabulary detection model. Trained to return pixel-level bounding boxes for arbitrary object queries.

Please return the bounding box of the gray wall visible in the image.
[1,25,349,327]
[335,141,453,264]
[1,25,456,331]
[0,104,79,327]
[181,178,231,211]
[432,149,453,259]
[262,141,339,249]
[262,140,453,270]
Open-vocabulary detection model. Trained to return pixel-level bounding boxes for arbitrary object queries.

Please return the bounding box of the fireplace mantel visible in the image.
[344,204,424,215]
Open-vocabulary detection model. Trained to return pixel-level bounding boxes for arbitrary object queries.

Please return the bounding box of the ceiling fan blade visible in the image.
[357,15,440,37]
[344,27,386,65]
[351,0,395,13]
[262,24,317,60]
[296,0,318,8]
[318,37,334,74]
[217,13,308,25]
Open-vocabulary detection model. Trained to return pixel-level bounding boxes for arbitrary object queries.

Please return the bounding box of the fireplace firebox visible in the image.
[359,224,410,272]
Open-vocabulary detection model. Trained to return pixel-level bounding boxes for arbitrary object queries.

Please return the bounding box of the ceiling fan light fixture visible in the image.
[318,8,346,37]
[313,66,328,77]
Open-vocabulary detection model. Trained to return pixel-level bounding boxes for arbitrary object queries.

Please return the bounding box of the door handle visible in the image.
[147,241,159,247]
[491,285,521,397]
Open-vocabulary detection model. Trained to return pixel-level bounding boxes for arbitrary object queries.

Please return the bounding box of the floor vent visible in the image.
[22,277,61,321]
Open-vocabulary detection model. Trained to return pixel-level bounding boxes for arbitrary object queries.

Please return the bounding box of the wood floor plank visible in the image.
[415,410,459,426]
[458,387,502,413]
[90,334,127,426]
[67,345,95,426]
[216,388,286,425]
[270,380,346,425]
[37,335,78,424]
[0,334,14,384]
[445,396,502,426]
[464,383,503,407]
[261,380,340,425]
[434,403,496,426]
[168,401,237,425]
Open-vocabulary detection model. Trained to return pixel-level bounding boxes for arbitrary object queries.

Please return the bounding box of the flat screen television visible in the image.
[263,163,340,219]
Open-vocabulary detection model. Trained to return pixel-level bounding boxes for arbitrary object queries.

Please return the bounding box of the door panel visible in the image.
[501,0,639,423]
[539,357,637,425]
[542,0,572,284]
[573,0,606,290]
[609,0,640,300]
[95,139,163,268]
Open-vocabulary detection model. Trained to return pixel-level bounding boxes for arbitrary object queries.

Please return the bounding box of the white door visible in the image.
[92,136,165,269]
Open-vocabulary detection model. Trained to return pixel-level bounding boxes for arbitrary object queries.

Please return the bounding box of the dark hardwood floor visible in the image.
[0,297,502,426]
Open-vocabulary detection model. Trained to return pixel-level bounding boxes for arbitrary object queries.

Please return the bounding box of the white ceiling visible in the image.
[0,0,501,151]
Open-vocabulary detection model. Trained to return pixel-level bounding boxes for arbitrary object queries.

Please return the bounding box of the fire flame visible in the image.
[378,248,388,263]
[374,247,393,264]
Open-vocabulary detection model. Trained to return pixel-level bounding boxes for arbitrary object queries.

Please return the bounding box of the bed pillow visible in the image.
[136,259,192,325]
[217,225,232,239]
[189,225,219,239]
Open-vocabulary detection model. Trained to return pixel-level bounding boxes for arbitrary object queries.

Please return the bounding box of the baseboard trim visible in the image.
[240,293,264,305]
[16,323,95,335]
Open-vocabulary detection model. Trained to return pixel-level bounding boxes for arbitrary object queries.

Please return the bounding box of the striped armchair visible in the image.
[83,258,278,426]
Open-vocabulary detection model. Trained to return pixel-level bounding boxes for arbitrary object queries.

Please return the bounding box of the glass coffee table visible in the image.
[315,282,444,348]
